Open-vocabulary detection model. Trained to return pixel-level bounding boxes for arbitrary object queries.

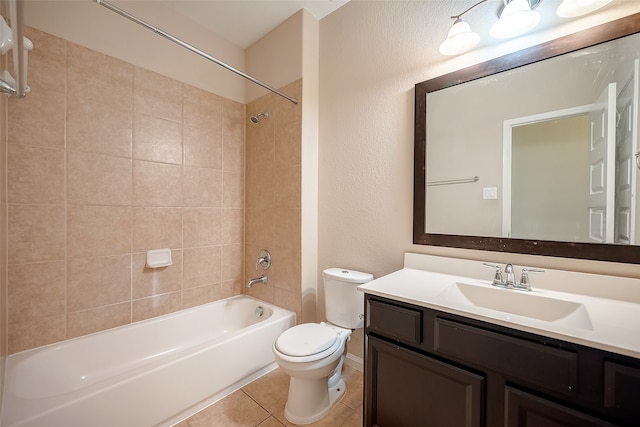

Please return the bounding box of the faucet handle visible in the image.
[482,262,503,285]
[256,250,271,270]
[518,268,545,291]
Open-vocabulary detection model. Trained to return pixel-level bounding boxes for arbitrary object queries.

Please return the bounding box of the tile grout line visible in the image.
[239,388,274,426]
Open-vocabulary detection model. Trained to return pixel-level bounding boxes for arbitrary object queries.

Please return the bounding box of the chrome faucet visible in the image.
[247,275,267,288]
[504,263,516,289]
[482,263,544,291]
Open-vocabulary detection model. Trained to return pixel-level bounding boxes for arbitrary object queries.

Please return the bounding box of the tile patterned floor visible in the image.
[174,365,363,427]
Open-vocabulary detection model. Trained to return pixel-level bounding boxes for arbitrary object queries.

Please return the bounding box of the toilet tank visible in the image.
[323,268,373,329]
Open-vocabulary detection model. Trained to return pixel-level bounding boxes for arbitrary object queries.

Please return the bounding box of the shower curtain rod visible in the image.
[93,0,299,105]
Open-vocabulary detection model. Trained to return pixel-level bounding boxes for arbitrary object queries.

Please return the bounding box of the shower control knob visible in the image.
[256,250,271,270]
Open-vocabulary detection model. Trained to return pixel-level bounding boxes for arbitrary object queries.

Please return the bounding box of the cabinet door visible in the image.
[365,336,484,427]
[505,387,615,427]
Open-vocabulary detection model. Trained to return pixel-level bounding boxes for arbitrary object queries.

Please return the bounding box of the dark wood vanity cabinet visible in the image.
[364,295,640,427]
[367,336,484,427]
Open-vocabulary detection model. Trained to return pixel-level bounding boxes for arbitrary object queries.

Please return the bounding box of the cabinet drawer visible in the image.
[604,361,640,414]
[505,387,615,427]
[367,299,422,345]
[435,318,578,397]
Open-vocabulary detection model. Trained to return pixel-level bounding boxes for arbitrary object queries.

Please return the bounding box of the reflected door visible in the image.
[588,83,617,243]
[504,107,591,242]
[614,59,639,244]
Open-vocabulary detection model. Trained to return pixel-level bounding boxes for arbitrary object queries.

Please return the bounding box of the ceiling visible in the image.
[158,1,625,53]
[161,0,350,49]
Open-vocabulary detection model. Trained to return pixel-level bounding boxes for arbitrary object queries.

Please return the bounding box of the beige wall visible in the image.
[246,11,304,103]
[6,27,245,354]
[24,1,246,104]
[318,0,640,293]
[300,11,320,324]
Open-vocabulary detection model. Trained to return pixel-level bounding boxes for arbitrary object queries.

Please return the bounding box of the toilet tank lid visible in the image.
[323,268,373,284]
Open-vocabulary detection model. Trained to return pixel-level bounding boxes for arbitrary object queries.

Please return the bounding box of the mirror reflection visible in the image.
[425,32,640,245]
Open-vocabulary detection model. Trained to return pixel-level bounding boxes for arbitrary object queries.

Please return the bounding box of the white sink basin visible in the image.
[437,282,593,330]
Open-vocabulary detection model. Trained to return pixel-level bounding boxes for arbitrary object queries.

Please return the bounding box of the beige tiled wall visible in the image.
[6,27,245,354]
[245,81,303,322]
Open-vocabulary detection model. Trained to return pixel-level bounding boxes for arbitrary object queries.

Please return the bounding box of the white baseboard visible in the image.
[344,352,363,372]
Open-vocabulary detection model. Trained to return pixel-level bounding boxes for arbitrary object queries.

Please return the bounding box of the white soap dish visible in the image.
[146,248,172,268]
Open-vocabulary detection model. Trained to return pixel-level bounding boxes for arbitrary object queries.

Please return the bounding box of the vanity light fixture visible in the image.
[440,0,542,56]
[556,0,614,17]
[439,0,486,56]
[440,0,614,56]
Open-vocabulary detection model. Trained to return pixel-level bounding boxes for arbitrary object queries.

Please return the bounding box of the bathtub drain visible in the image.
[255,306,264,317]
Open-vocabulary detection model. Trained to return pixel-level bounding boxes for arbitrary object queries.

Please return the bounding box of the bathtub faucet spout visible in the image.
[247,275,267,288]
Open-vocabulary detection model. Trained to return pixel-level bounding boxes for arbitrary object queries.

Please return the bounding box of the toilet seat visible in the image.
[275,323,343,362]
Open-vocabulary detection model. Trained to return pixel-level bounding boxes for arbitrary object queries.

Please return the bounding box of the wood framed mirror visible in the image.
[414,12,640,263]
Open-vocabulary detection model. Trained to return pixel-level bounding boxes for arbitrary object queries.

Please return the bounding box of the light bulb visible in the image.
[490,0,541,39]
[439,19,480,56]
[557,0,614,17]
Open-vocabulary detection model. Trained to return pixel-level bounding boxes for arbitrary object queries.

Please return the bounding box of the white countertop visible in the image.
[358,259,640,359]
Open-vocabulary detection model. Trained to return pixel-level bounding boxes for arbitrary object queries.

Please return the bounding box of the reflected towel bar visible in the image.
[427,175,479,186]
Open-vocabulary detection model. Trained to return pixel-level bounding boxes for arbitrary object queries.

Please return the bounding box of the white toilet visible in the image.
[273,268,373,425]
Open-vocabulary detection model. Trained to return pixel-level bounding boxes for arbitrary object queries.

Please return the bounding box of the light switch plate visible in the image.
[483,187,498,200]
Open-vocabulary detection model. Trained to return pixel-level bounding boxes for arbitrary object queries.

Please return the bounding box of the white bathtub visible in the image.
[1,295,296,427]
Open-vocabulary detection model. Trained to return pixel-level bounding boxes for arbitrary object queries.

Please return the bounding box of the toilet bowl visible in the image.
[273,322,351,424]
[273,268,373,425]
